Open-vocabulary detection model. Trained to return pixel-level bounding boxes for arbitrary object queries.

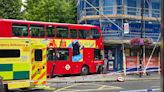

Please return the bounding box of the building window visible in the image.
[56,26,68,38]
[145,48,159,57]
[86,0,99,15]
[130,48,138,56]
[125,49,130,56]
[91,28,100,39]
[86,0,99,7]
[152,2,160,9]
[70,29,77,38]
[117,0,123,14]
[30,25,44,37]
[144,1,149,17]
[46,26,55,37]
[127,0,137,15]
[35,49,42,61]
[12,24,28,37]
[152,1,160,17]
[103,0,113,14]
[0,49,20,58]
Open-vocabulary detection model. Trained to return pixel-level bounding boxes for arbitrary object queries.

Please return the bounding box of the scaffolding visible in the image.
[77,0,161,75]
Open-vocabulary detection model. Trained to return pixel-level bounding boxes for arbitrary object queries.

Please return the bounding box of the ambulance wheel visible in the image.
[81,65,89,75]
[21,88,29,91]
[4,84,9,92]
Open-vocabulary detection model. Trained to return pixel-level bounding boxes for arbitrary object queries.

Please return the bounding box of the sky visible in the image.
[21,0,26,11]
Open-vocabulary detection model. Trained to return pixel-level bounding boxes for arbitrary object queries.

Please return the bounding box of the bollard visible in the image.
[0,76,5,92]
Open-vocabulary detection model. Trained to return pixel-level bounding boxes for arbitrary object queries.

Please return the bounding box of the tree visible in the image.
[0,0,22,19]
[24,0,76,23]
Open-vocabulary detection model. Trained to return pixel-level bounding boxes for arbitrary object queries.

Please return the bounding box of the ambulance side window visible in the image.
[35,49,42,61]
[0,49,20,58]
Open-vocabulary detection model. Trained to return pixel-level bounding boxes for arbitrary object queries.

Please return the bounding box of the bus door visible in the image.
[31,44,46,86]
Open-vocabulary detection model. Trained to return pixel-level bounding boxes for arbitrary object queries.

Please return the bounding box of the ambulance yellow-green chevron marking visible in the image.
[0,63,30,80]
[0,63,31,89]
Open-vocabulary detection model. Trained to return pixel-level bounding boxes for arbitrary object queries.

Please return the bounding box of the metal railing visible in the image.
[102,30,160,41]
[77,6,161,20]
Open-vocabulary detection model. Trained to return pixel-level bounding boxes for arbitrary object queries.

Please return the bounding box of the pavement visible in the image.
[47,72,160,83]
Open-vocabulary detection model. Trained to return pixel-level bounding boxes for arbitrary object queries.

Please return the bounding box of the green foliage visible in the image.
[0,0,22,19]
[24,0,76,23]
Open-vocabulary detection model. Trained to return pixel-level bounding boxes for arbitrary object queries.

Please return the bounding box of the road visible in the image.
[11,79,160,92]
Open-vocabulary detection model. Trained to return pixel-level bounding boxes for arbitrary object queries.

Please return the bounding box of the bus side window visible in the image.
[30,25,44,37]
[58,49,69,60]
[56,26,68,38]
[47,48,69,61]
[46,26,55,37]
[91,28,100,39]
[12,24,28,37]
[70,29,77,38]
[47,48,58,61]
[78,30,90,39]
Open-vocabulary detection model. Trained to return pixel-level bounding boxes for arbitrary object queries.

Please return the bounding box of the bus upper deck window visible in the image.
[91,28,100,39]
[46,26,55,37]
[70,29,77,38]
[78,30,90,39]
[56,26,68,38]
[12,24,28,37]
[30,25,44,37]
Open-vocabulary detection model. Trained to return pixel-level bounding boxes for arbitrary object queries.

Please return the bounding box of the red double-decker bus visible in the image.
[0,19,104,76]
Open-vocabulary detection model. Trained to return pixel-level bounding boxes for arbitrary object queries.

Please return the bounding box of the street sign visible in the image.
[124,23,129,34]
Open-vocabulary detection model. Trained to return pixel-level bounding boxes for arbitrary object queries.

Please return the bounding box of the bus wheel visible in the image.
[81,65,89,75]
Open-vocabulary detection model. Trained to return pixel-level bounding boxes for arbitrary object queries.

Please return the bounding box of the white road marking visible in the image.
[53,83,122,92]
[120,88,160,92]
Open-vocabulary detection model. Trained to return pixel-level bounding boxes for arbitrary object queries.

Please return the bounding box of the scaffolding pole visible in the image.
[160,0,163,92]
[82,0,127,76]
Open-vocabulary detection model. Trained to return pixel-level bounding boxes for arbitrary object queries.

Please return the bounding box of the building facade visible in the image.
[77,0,161,72]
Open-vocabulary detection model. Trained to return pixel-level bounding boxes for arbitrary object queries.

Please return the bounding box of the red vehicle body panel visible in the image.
[0,19,104,75]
